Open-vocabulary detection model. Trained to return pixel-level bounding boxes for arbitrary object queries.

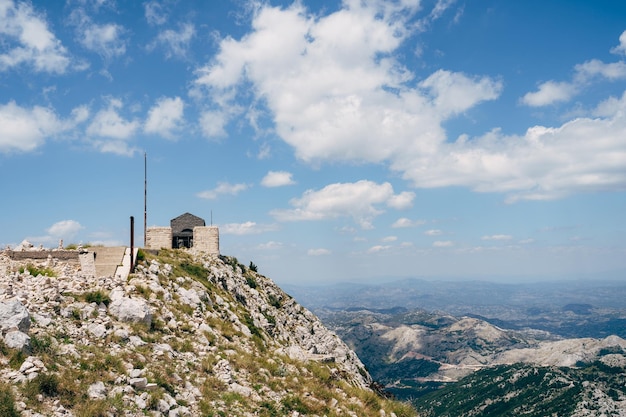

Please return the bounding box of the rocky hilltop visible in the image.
[0,248,415,417]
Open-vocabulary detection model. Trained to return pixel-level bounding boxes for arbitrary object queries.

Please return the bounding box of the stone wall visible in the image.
[145,227,172,250]
[6,250,80,262]
[193,226,220,255]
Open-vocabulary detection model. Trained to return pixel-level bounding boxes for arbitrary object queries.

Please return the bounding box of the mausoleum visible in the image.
[145,212,219,255]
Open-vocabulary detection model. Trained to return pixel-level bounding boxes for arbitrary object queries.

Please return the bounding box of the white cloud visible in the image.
[433,240,453,247]
[261,171,295,187]
[367,245,391,253]
[144,1,168,25]
[523,33,626,107]
[575,59,626,81]
[199,110,228,138]
[87,98,140,143]
[482,234,513,241]
[47,220,83,238]
[611,30,626,55]
[270,180,411,229]
[79,21,126,59]
[521,81,577,107]
[392,217,426,228]
[0,0,71,73]
[196,182,249,199]
[419,69,502,116]
[257,241,283,250]
[144,96,184,139]
[382,236,397,242]
[387,191,415,209]
[194,2,626,203]
[220,221,278,235]
[402,92,626,201]
[308,248,330,256]
[195,1,501,168]
[150,23,195,59]
[0,101,68,153]
[424,229,443,236]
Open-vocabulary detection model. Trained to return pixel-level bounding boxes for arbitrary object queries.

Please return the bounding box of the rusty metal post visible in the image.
[130,216,135,273]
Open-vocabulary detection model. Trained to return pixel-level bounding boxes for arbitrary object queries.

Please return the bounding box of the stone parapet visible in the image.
[193,226,219,255]
[145,227,172,250]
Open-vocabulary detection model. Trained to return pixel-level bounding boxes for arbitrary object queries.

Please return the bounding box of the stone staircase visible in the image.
[92,246,127,278]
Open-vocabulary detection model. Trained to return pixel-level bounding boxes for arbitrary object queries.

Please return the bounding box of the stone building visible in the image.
[145,212,219,255]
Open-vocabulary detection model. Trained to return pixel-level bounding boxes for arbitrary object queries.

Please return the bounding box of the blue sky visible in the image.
[1,0,625,284]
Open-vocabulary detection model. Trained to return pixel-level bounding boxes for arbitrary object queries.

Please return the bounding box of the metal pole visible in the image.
[144,152,147,247]
[130,216,135,272]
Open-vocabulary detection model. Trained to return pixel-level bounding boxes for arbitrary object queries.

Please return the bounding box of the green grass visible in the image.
[19,264,56,277]
[0,383,20,417]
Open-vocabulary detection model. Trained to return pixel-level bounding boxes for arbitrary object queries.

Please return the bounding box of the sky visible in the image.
[1,0,625,285]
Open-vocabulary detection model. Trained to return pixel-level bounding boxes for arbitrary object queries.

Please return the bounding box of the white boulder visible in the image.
[0,299,30,333]
[108,297,152,326]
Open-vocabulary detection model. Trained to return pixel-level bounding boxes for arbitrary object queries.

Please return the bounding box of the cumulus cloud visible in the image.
[0,102,63,152]
[0,0,71,73]
[523,33,626,107]
[47,220,83,238]
[220,221,278,235]
[144,96,184,138]
[196,182,249,199]
[308,248,330,256]
[192,2,626,203]
[521,81,577,107]
[194,1,501,166]
[261,171,295,187]
[611,30,626,55]
[402,91,626,202]
[270,180,413,229]
[433,240,453,247]
[382,236,397,242]
[27,219,84,246]
[150,23,195,59]
[0,101,87,153]
[392,218,426,228]
[80,22,126,59]
[199,110,228,138]
[87,98,139,139]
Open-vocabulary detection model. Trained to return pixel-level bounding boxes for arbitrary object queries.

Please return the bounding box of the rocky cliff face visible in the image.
[0,249,415,417]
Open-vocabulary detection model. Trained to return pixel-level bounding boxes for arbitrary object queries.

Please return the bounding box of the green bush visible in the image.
[19,264,56,277]
[245,275,258,289]
[84,290,111,306]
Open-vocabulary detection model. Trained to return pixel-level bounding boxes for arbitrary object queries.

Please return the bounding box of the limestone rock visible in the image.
[88,381,107,399]
[108,297,152,326]
[4,330,30,352]
[0,299,30,333]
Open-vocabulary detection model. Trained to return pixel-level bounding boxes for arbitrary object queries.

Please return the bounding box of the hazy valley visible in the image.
[286,278,626,415]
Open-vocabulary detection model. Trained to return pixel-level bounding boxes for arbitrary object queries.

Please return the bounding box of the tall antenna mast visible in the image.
[144,151,147,247]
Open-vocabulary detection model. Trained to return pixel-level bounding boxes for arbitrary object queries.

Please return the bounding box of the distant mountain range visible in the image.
[285,278,626,415]
[284,278,626,339]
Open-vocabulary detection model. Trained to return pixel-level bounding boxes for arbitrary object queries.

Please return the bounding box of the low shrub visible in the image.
[0,383,20,417]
